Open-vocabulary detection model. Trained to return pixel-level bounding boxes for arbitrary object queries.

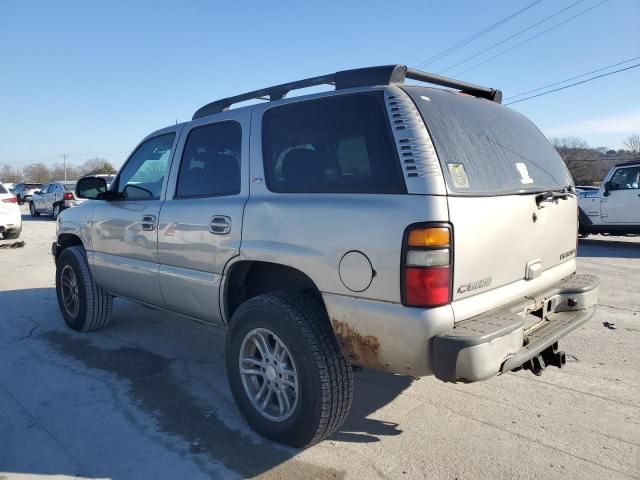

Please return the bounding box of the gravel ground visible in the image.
[1,207,638,479]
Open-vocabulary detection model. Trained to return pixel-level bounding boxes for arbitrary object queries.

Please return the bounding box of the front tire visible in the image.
[29,202,39,217]
[226,292,353,448]
[55,246,113,332]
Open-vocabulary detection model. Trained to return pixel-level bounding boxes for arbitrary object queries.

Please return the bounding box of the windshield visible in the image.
[403,86,572,195]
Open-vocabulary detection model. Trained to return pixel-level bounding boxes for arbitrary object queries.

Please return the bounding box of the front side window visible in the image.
[117,133,176,200]
[610,166,640,190]
[262,94,405,194]
[176,122,241,198]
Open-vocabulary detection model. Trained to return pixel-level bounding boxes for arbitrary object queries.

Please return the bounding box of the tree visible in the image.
[549,136,603,184]
[49,163,81,181]
[80,158,117,176]
[0,165,22,184]
[22,163,51,183]
[623,133,640,155]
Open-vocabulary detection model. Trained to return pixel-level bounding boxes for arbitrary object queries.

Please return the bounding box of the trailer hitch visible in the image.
[523,342,567,376]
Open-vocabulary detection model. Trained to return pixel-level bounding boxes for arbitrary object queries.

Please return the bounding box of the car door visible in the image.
[46,184,60,212]
[157,112,249,323]
[36,184,49,211]
[90,128,181,306]
[601,166,640,224]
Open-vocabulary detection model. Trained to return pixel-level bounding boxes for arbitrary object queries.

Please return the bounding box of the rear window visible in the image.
[403,87,572,195]
[0,184,7,194]
[63,183,76,191]
[262,93,405,194]
[25,184,42,189]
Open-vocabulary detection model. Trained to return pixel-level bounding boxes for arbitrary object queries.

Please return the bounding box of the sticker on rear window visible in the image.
[447,163,470,188]
[515,162,534,184]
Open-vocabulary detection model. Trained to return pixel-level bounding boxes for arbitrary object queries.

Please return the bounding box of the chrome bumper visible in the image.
[432,273,599,383]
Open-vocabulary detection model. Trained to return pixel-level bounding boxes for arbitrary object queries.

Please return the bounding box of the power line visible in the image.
[504,62,640,105]
[451,0,609,77]
[413,0,543,69]
[438,0,586,74]
[506,56,640,100]
[6,149,130,166]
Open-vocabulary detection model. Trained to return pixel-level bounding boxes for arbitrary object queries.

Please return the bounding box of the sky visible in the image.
[1,0,639,170]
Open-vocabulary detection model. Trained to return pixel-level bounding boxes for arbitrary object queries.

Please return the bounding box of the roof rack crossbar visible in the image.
[192,65,502,119]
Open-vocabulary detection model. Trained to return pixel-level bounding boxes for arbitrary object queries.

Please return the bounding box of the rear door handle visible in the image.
[141,214,157,231]
[210,215,231,235]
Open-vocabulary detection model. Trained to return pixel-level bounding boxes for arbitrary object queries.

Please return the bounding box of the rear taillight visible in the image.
[402,225,452,307]
[63,192,74,200]
[2,197,17,204]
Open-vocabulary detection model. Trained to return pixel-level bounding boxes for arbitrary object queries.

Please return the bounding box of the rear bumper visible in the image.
[432,273,599,383]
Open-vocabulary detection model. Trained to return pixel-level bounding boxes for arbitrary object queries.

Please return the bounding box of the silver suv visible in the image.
[53,65,599,447]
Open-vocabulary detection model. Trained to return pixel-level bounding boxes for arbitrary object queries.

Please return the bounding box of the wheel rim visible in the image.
[60,265,80,318]
[239,328,299,422]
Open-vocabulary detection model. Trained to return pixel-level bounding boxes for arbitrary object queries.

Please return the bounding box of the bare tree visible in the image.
[623,133,640,155]
[81,158,117,176]
[22,163,51,183]
[549,137,604,184]
[0,165,22,184]
[49,163,81,181]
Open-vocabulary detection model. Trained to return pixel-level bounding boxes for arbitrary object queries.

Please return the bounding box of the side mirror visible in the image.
[603,181,611,197]
[76,177,108,200]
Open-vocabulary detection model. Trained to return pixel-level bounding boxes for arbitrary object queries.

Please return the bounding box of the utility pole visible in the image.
[60,154,69,181]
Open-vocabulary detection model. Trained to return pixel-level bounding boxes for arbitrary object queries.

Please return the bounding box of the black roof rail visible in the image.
[192,64,502,119]
[614,159,640,167]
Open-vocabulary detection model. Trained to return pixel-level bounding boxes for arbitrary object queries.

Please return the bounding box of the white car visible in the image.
[0,182,22,239]
[578,161,640,236]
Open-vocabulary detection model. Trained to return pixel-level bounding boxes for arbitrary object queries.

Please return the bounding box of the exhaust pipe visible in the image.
[524,342,566,376]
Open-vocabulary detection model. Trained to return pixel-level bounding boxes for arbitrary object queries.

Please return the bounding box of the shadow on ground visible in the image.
[578,238,640,259]
[0,287,412,479]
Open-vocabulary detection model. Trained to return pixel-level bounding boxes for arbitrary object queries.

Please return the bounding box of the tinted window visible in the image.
[0,184,7,194]
[117,133,175,200]
[63,183,76,191]
[176,122,241,198]
[404,87,573,195]
[262,94,405,194]
[610,167,640,190]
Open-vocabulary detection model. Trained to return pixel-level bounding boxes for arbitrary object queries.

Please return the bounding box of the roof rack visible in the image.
[614,159,640,167]
[192,64,502,119]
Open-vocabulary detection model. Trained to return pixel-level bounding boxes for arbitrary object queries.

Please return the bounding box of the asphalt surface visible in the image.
[1,207,638,479]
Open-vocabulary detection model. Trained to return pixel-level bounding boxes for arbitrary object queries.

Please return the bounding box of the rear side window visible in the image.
[403,87,573,195]
[176,122,242,198]
[262,94,405,194]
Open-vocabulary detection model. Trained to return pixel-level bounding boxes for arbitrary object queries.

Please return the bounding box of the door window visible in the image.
[116,133,176,200]
[609,167,640,190]
[175,122,241,198]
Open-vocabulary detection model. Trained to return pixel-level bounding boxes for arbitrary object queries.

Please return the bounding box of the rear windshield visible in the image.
[0,184,7,194]
[403,86,572,195]
[25,183,42,189]
[63,183,76,191]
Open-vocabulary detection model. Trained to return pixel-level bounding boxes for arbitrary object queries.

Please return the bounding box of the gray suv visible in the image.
[52,65,599,447]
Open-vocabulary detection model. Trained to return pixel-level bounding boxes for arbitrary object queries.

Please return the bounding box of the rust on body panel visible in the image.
[331,318,382,369]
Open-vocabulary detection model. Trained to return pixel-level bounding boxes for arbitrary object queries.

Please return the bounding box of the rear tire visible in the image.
[55,246,113,332]
[17,195,23,205]
[226,291,353,448]
[52,204,61,220]
[3,225,21,239]
[29,202,39,217]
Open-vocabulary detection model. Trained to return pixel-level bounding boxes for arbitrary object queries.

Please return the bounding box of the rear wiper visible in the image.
[536,186,575,207]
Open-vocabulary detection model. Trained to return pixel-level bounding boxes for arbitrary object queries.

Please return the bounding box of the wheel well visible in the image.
[225,261,322,319]
[58,233,83,252]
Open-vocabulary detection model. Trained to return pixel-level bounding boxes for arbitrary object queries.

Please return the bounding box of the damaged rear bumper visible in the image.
[432,273,599,383]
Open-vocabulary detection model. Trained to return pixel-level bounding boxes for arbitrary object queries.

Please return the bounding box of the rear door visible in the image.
[403,87,576,307]
[601,166,640,224]
[36,184,49,211]
[157,112,249,323]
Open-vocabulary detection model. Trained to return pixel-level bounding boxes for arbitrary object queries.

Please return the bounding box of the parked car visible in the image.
[0,182,22,239]
[30,181,82,219]
[53,65,599,447]
[578,160,640,236]
[11,182,43,205]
